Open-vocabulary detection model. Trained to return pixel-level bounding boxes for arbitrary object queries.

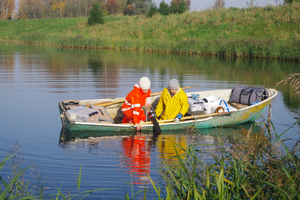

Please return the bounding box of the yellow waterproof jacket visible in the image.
[155,87,189,120]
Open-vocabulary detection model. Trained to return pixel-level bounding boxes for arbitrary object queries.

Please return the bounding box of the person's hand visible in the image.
[135,123,142,131]
[176,113,183,119]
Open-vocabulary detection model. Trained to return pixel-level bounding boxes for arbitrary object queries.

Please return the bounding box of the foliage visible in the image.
[246,0,255,8]
[284,0,300,3]
[106,0,118,15]
[277,73,300,94]
[0,142,32,199]
[134,0,152,15]
[1,3,300,61]
[124,0,135,15]
[213,0,225,10]
[170,0,189,14]
[0,143,113,199]
[147,2,157,17]
[146,122,300,199]
[124,0,151,15]
[88,3,104,26]
[0,0,15,20]
[158,1,170,15]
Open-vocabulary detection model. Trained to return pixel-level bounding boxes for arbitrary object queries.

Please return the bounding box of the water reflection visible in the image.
[1,41,297,198]
[156,135,187,165]
[1,42,300,109]
[58,122,262,185]
[121,132,151,185]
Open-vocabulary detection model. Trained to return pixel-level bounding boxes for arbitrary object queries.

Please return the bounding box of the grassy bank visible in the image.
[0,3,300,61]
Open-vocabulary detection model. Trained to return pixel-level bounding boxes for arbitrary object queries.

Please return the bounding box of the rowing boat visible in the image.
[58,88,277,132]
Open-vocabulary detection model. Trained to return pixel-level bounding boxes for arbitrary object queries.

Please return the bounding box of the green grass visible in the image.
[1,120,300,199]
[0,142,114,199]
[147,121,300,199]
[1,3,300,60]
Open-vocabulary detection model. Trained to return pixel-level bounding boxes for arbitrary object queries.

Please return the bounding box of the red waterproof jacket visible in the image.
[121,84,151,124]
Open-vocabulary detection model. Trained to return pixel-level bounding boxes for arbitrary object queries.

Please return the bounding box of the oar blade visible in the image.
[152,117,161,134]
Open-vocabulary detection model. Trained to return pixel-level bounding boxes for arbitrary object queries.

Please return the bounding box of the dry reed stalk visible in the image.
[277,73,300,94]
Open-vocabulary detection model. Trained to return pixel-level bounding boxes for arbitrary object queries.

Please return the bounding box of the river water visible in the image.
[0,42,299,199]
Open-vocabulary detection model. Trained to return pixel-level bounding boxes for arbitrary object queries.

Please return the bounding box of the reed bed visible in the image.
[145,122,300,199]
[0,142,113,199]
[1,3,300,61]
[1,120,300,199]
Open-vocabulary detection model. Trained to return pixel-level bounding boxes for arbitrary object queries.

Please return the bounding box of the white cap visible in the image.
[139,77,151,90]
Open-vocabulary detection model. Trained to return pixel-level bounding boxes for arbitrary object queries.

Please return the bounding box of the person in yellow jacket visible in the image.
[155,79,189,121]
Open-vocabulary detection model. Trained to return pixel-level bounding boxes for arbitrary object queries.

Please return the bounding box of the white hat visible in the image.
[139,77,151,90]
[169,79,179,90]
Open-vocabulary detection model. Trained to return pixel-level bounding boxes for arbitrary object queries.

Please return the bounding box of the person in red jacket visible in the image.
[121,77,151,131]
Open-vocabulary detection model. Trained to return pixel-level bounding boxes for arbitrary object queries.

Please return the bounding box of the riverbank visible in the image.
[0,3,299,61]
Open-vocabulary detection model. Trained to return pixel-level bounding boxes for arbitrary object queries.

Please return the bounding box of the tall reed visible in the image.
[147,122,300,199]
[0,143,113,199]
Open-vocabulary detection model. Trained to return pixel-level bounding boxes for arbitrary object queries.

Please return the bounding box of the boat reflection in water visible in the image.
[58,122,262,185]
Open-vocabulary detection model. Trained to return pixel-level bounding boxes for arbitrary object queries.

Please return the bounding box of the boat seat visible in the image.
[62,99,80,110]
[228,102,249,110]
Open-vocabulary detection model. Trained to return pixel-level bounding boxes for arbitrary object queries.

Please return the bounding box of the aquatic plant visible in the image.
[0,143,113,199]
[277,73,300,94]
[145,122,300,199]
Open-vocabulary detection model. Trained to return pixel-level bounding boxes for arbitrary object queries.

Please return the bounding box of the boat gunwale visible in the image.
[59,88,278,130]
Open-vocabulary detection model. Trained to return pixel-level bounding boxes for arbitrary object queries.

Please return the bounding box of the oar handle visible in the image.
[156,111,234,123]
[94,84,199,107]
[138,111,234,125]
[150,84,199,97]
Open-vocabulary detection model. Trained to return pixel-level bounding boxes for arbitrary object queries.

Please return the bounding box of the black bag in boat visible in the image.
[229,84,269,105]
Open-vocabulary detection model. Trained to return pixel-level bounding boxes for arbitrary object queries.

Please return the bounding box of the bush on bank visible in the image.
[0,3,300,61]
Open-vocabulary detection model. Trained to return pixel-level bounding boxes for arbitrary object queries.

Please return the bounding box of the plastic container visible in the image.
[67,106,99,123]
[90,105,114,123]
[203,96,221,114]
[211,100,238,113]
[188,98,205,112]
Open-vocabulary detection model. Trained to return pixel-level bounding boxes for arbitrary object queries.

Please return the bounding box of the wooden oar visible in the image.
[139,111,235,125]
[150,105,161,133]
[93,84,199,107]
[159,111,235,123]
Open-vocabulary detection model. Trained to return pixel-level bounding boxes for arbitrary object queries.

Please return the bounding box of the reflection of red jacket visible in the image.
[121,84,151,124]
[122,136,150,176]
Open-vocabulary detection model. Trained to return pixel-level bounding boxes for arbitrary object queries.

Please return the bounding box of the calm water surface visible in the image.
[0,42,299,199]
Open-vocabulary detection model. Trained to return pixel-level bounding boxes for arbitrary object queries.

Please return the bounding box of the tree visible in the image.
[123,0,151,15]
[18,0,44,19]
[134,0,151,15]
[0,0,15,20]
[284,0,300,3]
[115,0,127,14]
[88,3,104,26]
[52,0,66,18]
[213,0,225,10]
[170,0,189,14]
[246,0,255,8]
[158,0,169,15]
[147,1,156,17]
[124,0,134,15]
[106,0,118,14]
